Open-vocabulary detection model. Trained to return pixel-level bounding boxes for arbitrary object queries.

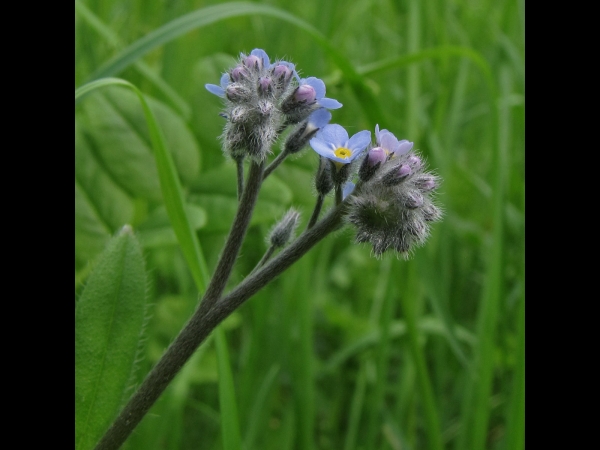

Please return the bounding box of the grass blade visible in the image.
[215,326,243,450]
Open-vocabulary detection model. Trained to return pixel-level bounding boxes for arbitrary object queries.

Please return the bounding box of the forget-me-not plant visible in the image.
[96,49,442,450]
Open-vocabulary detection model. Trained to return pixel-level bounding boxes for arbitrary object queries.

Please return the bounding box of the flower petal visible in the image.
[394,140,414,156]
[205,84,225,97]
[307,108,332,129]
[220,73,230,89]
[250,48,270,68]
[347,130,372,154]
[380,133,399,152]
[318,97,343,109]
[317,124,349,147]
[309,137,335,158]
[303,77,326,99]
[342,182,356,200]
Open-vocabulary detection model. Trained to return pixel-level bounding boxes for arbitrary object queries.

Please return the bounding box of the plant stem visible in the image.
[306,194,324,229]
[93,201,347,450]
[335,184,343,205]
[252,245,276,272]
[263,150,288,180]
[236,156,244,201]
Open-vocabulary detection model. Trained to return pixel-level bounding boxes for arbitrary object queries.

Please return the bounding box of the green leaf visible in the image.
[75,121,136,267]
[137,204,207,249]
[75,226,148,450]
[79,85,200,201]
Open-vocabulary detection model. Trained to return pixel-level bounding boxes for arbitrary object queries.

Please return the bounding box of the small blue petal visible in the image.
[380,133,399,152]
[220,73,230,89]
[205,84,225,97]
[317,124,349,148]
[250,49,270,68]
[346,130,372,153]
[318,98,343,109]
[307,108,332,129]
[342,182,356,200]
[303,77,326,99]
[310,137,335,158]
[395,140,414,156]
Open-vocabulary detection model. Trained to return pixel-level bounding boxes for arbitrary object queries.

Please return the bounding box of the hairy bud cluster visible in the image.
[206,49,341,162]
[347,150,442,258]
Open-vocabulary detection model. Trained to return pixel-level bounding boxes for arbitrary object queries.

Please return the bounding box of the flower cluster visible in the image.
[205,49,340,161]
[347,126,442,257]
[206,49,442,258]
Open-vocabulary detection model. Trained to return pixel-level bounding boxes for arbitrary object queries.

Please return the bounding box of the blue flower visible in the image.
[374,124,413,157]
[310,124,371,166]
[294,76,342,110]
[205,72,230,97]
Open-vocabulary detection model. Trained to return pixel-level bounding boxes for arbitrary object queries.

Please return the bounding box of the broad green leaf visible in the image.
[75,121,136,268]
[75,226,148,450]
[137,204,207,249]
[79,86,200,201]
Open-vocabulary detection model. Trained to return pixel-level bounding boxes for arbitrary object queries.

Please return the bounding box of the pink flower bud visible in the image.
[231,65,248,81]
[367,147,387,167]
[273,64,292,81]
[243,55,262,69]
[294,85,316,103]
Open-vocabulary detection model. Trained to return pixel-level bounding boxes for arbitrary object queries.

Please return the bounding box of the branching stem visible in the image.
[94,201,347,450]
[263,150,288,180]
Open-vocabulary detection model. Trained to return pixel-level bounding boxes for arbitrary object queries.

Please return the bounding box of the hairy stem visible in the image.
[93,201,347,450]
[263,150,288,180]
[235,157,244,201]
[252,245,276,272]
[307,194,325,229]
[94,159,264,450]
[335,184,343,205]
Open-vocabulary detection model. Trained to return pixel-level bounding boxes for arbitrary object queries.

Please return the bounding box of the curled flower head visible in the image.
[375,124,413,158]
[346,140,442,258]
[309,124,371,167]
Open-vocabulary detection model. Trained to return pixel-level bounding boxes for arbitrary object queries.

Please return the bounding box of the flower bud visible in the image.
[359,147,386,182]
[273,64,293,82]
[404,191,424,209]
[315,156,334,196]
[381,164,412,186]
[243,54,262,69]
[294,85,316,103]
[226,84,251,102]
[415,175,437,192]
[269,209,300,248]
[258,77,272,96]
[231,65,249,81]
[407,155,421,171]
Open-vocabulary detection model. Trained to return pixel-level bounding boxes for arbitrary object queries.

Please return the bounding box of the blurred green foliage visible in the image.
[75,0,524,449]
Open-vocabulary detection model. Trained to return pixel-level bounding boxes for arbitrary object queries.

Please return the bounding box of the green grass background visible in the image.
[75,0,524,449]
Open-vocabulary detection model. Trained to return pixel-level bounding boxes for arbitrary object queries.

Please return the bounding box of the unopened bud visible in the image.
[381,164,411,186]
[231,65,249,81]
[294,85,316,103]
[415,175,437,192]
[269,209,301,248]
[404,191,424,209]
[258,77,272,96]
[315,156,334,195]
[273,64,293,82]
[422,203,442,222]
[359,147,386,182]
[407,155,421,171]
[226,84,251,102]
[243,54,262,69]
[284,109,331,154]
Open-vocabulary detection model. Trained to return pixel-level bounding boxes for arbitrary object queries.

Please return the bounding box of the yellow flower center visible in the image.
[334,147,353,159]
